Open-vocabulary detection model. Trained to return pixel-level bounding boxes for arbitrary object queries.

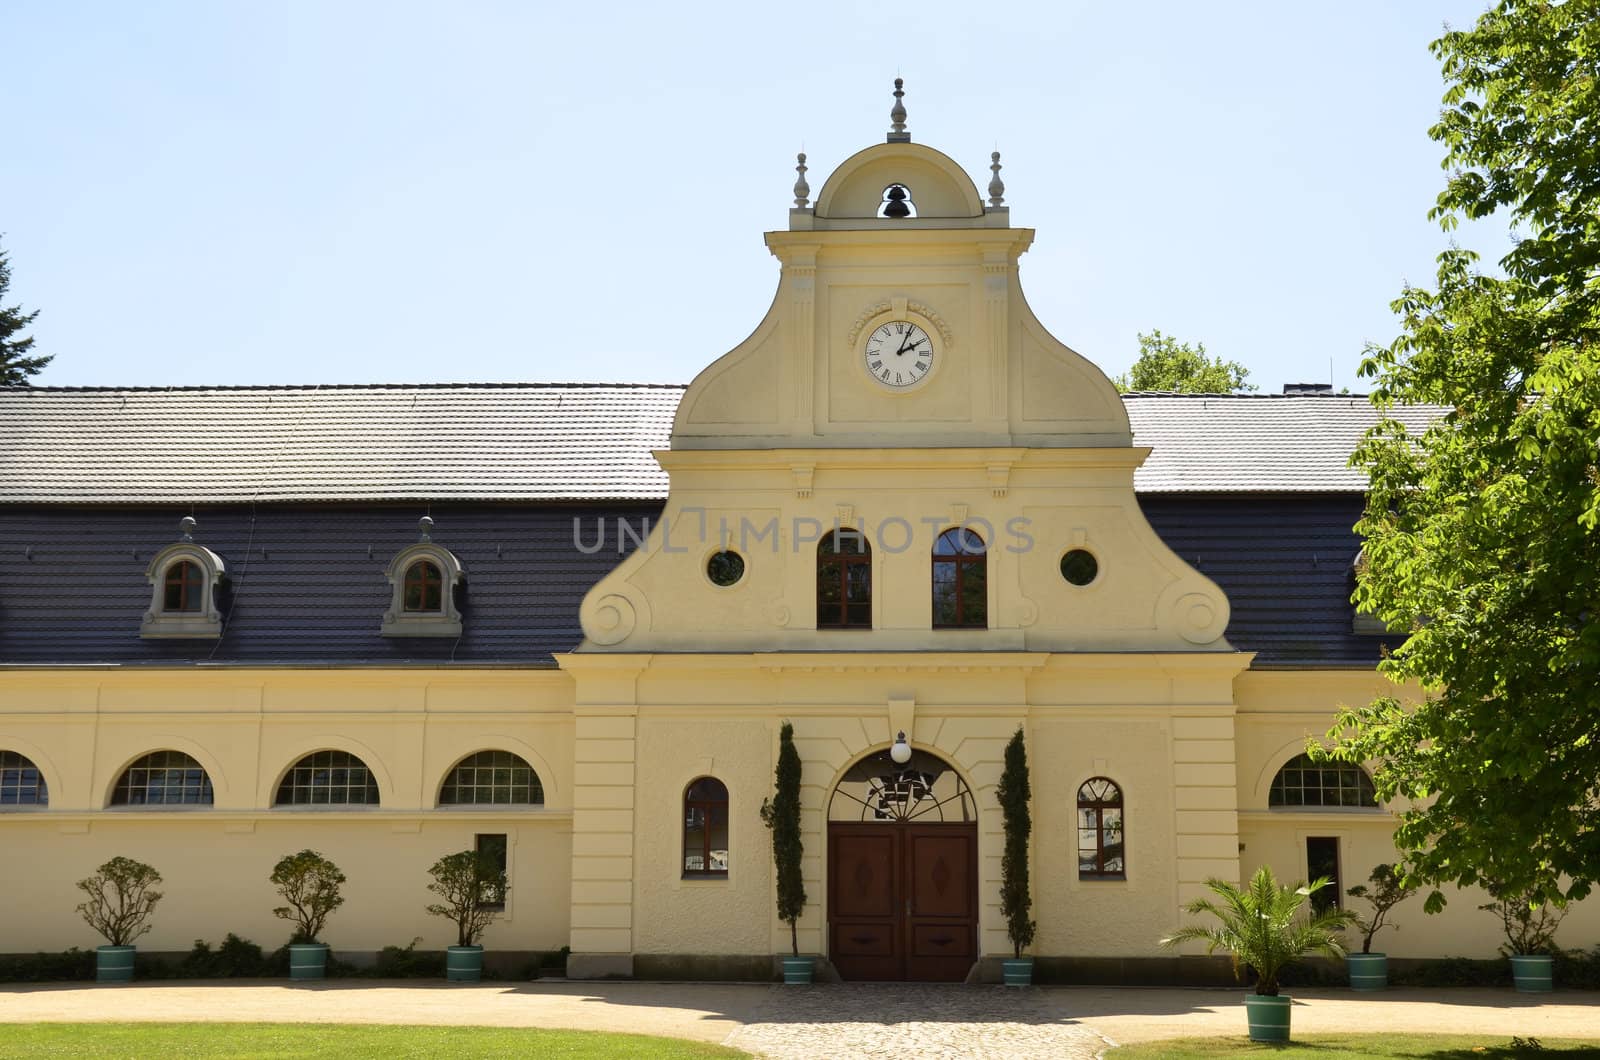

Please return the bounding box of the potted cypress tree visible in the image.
[425,848,509,983]
[760,720,809,983]
[1481,884,1566,993]
[270,849,346,981]
[1161,867,1357,1042]
[1344,863,1413,990]
[75,857,163,983]
[996,727,1036,985]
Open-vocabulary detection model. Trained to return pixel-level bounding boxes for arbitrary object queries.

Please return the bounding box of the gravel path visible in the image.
[2,979,1596,1057]
[724,983,1108,1060]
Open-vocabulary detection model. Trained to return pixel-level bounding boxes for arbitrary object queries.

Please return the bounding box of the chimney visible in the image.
[1282,383,1333,395]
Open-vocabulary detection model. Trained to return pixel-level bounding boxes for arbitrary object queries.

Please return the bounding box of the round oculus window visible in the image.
[1060,549,1099,586]
[706,550,746,587]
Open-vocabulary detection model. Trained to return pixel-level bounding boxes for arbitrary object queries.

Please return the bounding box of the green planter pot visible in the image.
[1002,957,1034,987]
[1346,952,1388,991]
[288,943,329,981]
[96,945,136,984]
[446,945,484,983]
[1244,993,1292,1043]
[781,956,814,984]
[1510,954,1554,993]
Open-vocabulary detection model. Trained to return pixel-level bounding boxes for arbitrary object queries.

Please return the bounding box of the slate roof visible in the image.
[0,385,1444,502]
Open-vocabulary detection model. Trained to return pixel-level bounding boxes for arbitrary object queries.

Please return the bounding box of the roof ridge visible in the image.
[0,382,692,394]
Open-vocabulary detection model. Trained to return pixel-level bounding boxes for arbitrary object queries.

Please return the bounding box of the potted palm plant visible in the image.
[760,720,809,983]
[1344,863,1414,990]
[270,849,346,980]
[425,848,509,982]
[1481,884,1566,993]
[997,727,1036,986]
[76,857,163,983]
[1161,866,1357,1042]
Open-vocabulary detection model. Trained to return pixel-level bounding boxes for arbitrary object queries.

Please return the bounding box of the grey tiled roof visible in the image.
[0,385,1444,502]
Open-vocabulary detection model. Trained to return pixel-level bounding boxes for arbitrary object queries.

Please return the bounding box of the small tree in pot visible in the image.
[1481,882,1566,993]
[76,857,163,983]
[270,849,345,980]
[760,720,808,983]
[996,727,1036,985]
[1344,863,1414,990]
[426,848,509,983]
[1162,866,1357,1042]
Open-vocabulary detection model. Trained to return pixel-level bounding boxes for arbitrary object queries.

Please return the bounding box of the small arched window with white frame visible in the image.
[382,516,465,638]
[140,516,225,639]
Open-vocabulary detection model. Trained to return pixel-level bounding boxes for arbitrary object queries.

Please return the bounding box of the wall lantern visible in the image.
[890,730,913,765]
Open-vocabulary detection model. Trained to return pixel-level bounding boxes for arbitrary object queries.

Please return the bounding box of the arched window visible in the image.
[141,518,225,639]
[1077,777,1125,879]
[162,560,205,612]
[0,751,47,807]
[110,751,213,806]
[382,518,465,638]
[438,751,544,806]
[403,560,444,613]
[275,750,380,806]
[682,777,728,877]
[932,527,987,629]
[1269,754,1378,808]
[817,529,872,629]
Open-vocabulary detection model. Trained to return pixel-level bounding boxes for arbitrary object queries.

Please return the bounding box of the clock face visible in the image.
[863,320,934,389]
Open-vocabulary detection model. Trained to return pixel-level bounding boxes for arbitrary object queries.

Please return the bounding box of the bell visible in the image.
[882,185,911,219]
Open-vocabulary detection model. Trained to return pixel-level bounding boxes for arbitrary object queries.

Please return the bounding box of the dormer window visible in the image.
[382,516,464,638]
[141,516,225,639]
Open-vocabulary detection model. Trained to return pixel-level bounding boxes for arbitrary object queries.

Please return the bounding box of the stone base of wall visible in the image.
[566,952,635,979]
[973,955,1237,986]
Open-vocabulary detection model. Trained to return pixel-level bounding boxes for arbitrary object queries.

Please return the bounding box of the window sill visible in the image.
[680,873,729,882]
[1078,874,1127,882]
[381,615,462,638]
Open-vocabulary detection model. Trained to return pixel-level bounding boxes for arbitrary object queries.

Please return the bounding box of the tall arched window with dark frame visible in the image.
[932,527,987,628]
[682,777,729,877]
[817,529,872,629]
[1077,777,1125,879]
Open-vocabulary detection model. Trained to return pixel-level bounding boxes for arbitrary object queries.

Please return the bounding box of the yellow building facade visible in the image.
[2,91,1594,980]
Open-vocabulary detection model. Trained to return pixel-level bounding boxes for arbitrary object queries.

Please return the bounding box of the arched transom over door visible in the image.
[827,748,978,982]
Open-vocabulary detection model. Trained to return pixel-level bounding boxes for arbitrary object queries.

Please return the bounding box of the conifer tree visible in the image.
[0,238,50,385]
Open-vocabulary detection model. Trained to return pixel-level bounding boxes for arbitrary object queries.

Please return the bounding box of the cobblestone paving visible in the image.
[723,983,1109,1060]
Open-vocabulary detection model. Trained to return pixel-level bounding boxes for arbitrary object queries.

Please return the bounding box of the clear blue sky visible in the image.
[4,1,1499,393]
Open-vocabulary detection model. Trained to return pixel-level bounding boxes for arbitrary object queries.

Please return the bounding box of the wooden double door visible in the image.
[827,821,978,981]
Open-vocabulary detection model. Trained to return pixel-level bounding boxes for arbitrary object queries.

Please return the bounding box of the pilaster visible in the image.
[1171,711,1242,933]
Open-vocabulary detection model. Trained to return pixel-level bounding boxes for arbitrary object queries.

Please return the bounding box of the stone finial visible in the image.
[988,151,1005,207]
[418,515,434,542]
[793,152,810,208]
[179,515,197,541]
[888,78,909,143]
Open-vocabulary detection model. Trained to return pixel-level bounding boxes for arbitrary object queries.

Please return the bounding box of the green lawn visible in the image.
[1110,1036,1600,1059]
[3,1023,749,1058]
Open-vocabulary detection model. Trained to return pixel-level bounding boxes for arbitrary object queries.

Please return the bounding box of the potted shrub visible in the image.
[270,849,346,980]
[76,857,163,983]
[1481,884,1567,993]
[1161,866,1357,1042]
[425,848,509,983]
[996,726,1036,986]
[760,720,809,984]
[1344,863,1414,990]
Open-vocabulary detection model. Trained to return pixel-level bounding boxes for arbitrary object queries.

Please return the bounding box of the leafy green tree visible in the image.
[759,721,805,956]
[1113,329,1254,393]
[425,848,509,948]
[996,727,1035,959]
[1324,1,1600,912]
[76,857,163,947]
[1160,867,1357,996]
[270,849,346,944]
[0,237,51,385]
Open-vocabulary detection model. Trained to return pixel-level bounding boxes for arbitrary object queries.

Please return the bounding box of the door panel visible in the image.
[828,821,976,982]
[828,826,901,981]
[903,825,976,981]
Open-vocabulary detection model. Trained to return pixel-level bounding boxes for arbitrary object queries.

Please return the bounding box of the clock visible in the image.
[863,320,935,389]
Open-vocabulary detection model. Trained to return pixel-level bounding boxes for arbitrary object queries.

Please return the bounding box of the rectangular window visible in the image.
[1306,836,1340,913]
[476,833,508,911]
